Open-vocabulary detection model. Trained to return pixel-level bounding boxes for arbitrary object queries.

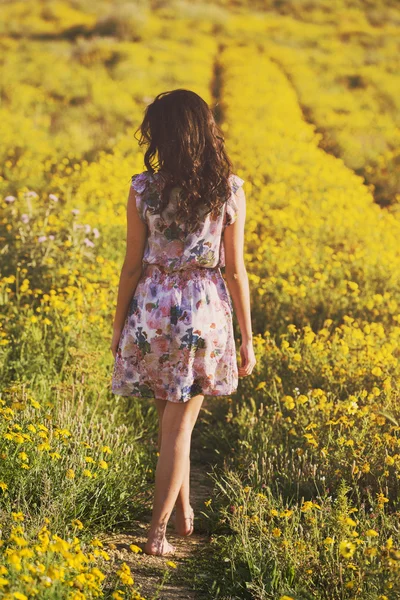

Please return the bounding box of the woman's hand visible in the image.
[238,340,256,377]
[111,329,122,358]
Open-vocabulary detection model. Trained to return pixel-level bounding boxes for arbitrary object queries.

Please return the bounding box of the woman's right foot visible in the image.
[143,537,176,556]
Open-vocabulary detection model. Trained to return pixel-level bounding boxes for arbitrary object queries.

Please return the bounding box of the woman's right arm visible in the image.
[223,186,256,377]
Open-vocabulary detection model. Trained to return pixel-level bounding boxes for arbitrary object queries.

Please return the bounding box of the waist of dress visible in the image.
[142,262,222,281]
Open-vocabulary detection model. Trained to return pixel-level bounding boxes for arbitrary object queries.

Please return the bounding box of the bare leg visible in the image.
[154,399,193,535]
[144,394,204,555]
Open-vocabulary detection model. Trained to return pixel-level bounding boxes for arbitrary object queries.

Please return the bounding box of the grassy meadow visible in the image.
[1,1,400,599]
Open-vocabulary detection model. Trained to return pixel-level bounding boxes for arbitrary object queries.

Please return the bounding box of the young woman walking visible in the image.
[110,89,256,556]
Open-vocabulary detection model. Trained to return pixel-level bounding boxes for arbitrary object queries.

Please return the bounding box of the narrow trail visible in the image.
[102,407,217,600]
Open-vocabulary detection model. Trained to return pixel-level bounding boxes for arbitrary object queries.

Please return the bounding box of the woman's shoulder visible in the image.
[131,171,147,191]
[131,169,165,181]
[229,173,245,195]
[131,170,161,194]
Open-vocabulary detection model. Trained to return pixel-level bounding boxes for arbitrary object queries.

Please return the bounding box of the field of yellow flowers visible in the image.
[1,1,400,599]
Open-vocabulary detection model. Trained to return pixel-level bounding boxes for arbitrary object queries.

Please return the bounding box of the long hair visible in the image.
[134,89,234,233]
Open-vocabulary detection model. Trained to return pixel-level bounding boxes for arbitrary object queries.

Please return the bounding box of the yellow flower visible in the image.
[47,565,65,581]
[243,486,251,493]
[385,456,395,466]
[324,537,334,545]
[283,395,295,410]
[255,381,267,391]
[376,492,389,508]
[280,509,294,518]
[98,460,108,470]
[204,499,212,507]
[66,469,75,479]
[250,514,259,523]
[297,395,309,405]
[339,540,356,558]
[386,537,393,549]
[0,482,8,492]
[301,501,313,512]
[272,528,282,537]
[116,562,134,586]
[11,512,24,522]
[166,561,177,568]
[371,366,383,377]
[71,519,84,530]
[365,529,379,537]
[129,544,142,554]
[90,567,106,581]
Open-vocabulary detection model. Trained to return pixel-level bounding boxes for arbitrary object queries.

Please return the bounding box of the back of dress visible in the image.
[112,170,245,403]
[131,171,245,272]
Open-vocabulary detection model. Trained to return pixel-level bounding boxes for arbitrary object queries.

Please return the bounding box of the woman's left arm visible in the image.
[111,184,148,357]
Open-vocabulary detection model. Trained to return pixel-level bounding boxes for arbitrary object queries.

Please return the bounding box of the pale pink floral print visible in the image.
[111,171,244,403]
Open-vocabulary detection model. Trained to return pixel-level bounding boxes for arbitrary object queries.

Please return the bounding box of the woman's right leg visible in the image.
[155,398,193,535]
[144,393,204,555]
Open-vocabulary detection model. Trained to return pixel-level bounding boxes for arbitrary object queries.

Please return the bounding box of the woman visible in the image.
[110,89,256,556]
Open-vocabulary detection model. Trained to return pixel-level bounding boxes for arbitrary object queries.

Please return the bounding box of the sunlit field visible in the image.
[1,1,400,599]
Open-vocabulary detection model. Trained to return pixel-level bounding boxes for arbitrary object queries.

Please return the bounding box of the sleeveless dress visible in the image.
[111,170,245,403]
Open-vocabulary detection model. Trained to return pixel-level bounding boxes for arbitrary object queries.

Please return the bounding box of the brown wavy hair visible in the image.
[134,89,234,233]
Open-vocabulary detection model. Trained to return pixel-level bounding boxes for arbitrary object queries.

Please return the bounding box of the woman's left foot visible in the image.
[174,505,194,536]
[143,537,176,556]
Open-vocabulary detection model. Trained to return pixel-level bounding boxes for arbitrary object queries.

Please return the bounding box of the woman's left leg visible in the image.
[155,398,192,535]
[144,393,204,555]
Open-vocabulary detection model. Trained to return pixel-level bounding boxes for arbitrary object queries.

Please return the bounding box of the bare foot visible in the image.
[143,537,176,556]
[174,505,194,536]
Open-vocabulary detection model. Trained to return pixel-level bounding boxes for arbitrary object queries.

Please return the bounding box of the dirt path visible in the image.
[101,415,216,600]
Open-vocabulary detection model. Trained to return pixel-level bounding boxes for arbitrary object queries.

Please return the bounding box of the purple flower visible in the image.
[84,238,94,247]
[38,235,47,243]
[21,214,30,224]
[71,209,80,215]
[132,172,148,194]
[84,224,91,233]
[49,194,59,202]
[49,235,55,240]
[93,228,100,239]
[5,195,16,203]
[25,191,38,199]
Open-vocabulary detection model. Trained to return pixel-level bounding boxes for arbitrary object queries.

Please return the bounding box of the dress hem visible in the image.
[111,386,238,403]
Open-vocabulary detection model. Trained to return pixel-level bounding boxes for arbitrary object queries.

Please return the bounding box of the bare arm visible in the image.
[111,184,148,353]
[223,186,256,377]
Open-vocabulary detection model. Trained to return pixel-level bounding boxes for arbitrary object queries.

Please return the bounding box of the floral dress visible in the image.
[111,170,245,403]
